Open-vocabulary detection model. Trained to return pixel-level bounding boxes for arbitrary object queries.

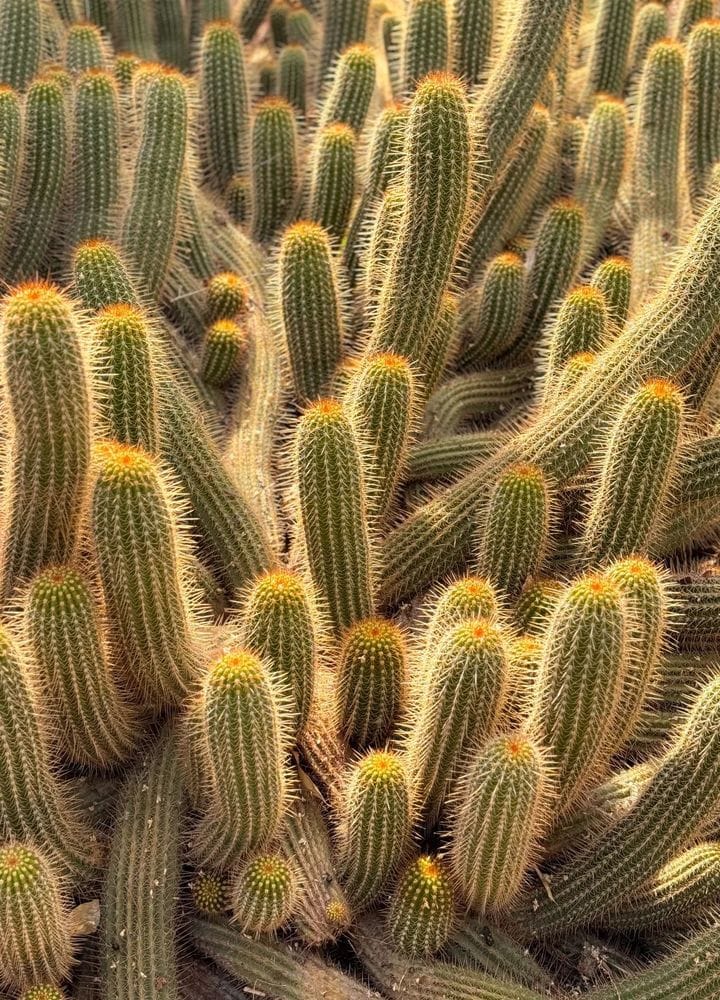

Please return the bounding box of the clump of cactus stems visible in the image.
[6,2,720,997]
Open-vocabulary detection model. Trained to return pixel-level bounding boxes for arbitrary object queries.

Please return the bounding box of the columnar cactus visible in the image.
[231,853,299,933]
[387,855,454,957]
[0,0,40,90]
[453,0,493,87]
[199,21,250,195]
[337,616,407,747]
[685,18,720,210]
[319,43,376,133]
[459,253,527,370]
[403,0,449,90]
[250,97,298,244]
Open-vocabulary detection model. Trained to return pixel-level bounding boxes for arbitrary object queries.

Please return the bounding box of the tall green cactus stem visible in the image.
[309,123,356,241]
[459,254,527,370]
[0,0,40,90]
[450,734,554,914]
[542,286,608,406]
[278,44,307,115]
[7,77,67,279]
[279,222,344,403]
[91,441,201,708]
[423,575,499,651]
[407,430,511,484]
[205,271,249,323]
[338,617,406,747]
[473,0,571,173]
[575,96,627,266]
[199,21,249,195]
[517,673,720,935]
[65,22,106,73]
[685,19,720,211]
[338,750,411,908]
[586,923,720,999]
[632,40,684,304]
[191,650,287,868]
[423,366,532,436]
[294,400,374,636]
[90,304,160,454]
[269,3,289,50]
[448,917,552,989]
[25,566,138,768]
[403,0,450,90]
[366,73,472,367]
[319,0,369,80]
[590,255,631,331]
[453,0,493,87]
[71,70,120,246]
[0,282,91,602]
[529,574,626,811]
[381,13,403,99]
[628,4,668,82]
[476,464,552,598]
[405,618,508,821]
[387,855,454,957]
[584,0,636,101]
[607,841,720,930]
[466,103,552,279]
[379,182,720,606]
[231,854,298,933]
[677,0,715,40]
[319,43,376,134]
[287,8,314,46]
[116,0,156,59]
[101,733,183,1000]
[510,198,584,360]
[122,68,187,297]
[343,102,408,282]
[0,624,98,878]
[605,558,668,750]
[250,98,298,245]
[200,319,246,388]
[240,0,271,39]
[0,844,71,992]
[581,380,685,564]
[0,86,20,260]
[240,569,315,734]
[346,353,415,519]
[362,187,404,317]
[155,0,190,69]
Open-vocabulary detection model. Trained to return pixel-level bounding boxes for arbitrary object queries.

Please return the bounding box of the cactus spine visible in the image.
[459,254,527,370]
[71,70,120,246]
[585,0,636,101]
[319,0,370,80]
[309,122,356,241]
[319,43,376,134]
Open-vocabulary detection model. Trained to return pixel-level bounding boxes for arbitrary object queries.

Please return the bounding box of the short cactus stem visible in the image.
[337,617,407,747]
[91,441,201,708]
[449,733,554,915]
[190,870,229,919]
[453,0,493,87]
[459,254,527,371]
[405,618,509,821]
[319,43,376,134]
[554,350,598,398]
[231,854,299,933]
[580,380,685,565]
[677,0,715,40]
[279,222,344,404]
[239,569,316,733]
[65,22,107,73]
[584,0,636,102]
[403,0,450,90]
[191,649,288,869]
[0,282,92,602]
[201,319,247,388]
[338,749,412,909]
[205,271,249,324]
[387,855,455,957]
[529,574,627,812]
[476,463,553,598]
[590,255,631,331]
[541,287,608,406]
[627,3,668,82]
[685,18,720,210]
[250,97,299,245]
[24,565,139,768]
[19,986,67,1000]
[514,577,563,634]
[278,44,307,115]
[345,352,416,519]
[309,123,356,241]
[0,844,72,993]
[423,575,499,651]
[293,399,375,637]
[199,21,250,194]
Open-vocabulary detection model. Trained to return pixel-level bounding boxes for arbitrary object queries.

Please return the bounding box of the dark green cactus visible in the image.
[337,616,407,747]
[403,0,449,90]
[387,855,455,957]
[250,97,298,244]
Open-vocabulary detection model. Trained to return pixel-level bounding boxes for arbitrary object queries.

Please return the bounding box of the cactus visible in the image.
[191,649,288,868]
[319,43,376,134]
[421,366,531,437]
[24,565,138,768]
[407,430,510,484]
[278,43,307,114]
[231,853,299,933]
[459,253,527,370]
[404,618,508,821]
[293,399,374,636]
[476,464,553,598]
[200,319,246,388]
[0,84,20,261]
[116,0,156,59]
[189,870,229,919]
[453,0,493,87]
[581,380,685,564]
[337,616,406,747]
[71,70,120,246]
[0,844,72,992]
[575,96,628,267]
[584,0,636,102]
[387,855,454,957]
[91,441,201,708]
[628,4,668,82]
[449,733,554,914]
[0,0,41,90]
[250,97,298,244]
[685,19,720,211]
[0,282,92,602]
[542,286,608,405]
[66,22,107,73]
[677,0,715,41]
[319,0,370,80]
[403,0,449,90]
[590,255,631,331]
[308,122,356,241]
[338,749,411,908]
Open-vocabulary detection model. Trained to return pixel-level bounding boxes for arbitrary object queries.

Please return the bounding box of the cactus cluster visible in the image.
[3,1,720,998]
